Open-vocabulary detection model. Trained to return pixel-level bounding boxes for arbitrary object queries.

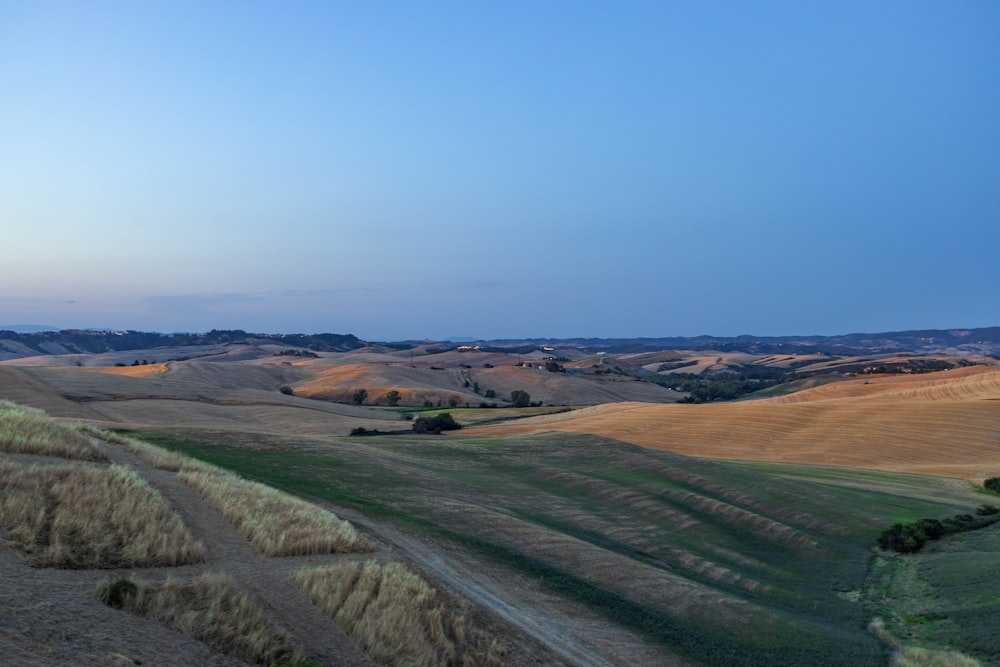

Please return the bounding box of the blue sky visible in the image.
[2,1,998,340]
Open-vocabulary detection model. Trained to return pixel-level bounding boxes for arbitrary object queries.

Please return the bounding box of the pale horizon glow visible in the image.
[2,2,998,340]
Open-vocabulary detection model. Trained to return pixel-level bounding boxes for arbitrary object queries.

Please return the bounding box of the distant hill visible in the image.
[2,326,999,362]
[470,327,1000,356]
[0,324,61,333]
[0,328,365,360]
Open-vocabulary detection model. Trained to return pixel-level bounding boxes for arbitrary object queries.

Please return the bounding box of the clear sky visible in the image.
[2,1,998,340]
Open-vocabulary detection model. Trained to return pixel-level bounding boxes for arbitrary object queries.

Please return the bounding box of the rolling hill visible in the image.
[465,365,1000,481]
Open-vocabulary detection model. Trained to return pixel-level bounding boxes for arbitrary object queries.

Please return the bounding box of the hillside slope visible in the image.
[465,366,1000,481]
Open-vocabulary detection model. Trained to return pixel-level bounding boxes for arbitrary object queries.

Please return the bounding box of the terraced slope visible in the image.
[465,366,1000,481]
[146,426,997,666]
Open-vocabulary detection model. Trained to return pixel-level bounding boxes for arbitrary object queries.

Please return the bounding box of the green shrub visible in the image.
[412,413,461,434]
[98,578,138,608]
[510,389,530,408]
[878,510,1000,553]
[984,477,1000,494]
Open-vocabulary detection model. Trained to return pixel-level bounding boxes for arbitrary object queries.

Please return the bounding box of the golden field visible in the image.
[465,366,1000,481]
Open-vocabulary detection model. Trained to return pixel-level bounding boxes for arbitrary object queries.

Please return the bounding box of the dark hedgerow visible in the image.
[878,510,1000,553]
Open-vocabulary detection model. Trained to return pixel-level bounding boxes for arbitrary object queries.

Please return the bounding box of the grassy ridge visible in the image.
[294,560,505,667]
[0,461,204,568]
[0,400,104,460]
[178,468,373,556]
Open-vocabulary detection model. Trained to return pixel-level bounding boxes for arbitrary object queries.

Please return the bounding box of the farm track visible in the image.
[89,437,375,667]
[13,433,676,666]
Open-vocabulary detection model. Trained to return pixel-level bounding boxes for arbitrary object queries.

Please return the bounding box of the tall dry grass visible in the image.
[892,647,981,667]
[870,618,981,667]
[179,469,372,557]
[294,560,506,667]
[83,425,214,473]
[96,573,295,665]
[84,426,370,557]
[0,461,204,567]
[0,400,104,460]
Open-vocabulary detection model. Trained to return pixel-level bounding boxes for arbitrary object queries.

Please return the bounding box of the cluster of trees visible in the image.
[651,368,788,403]
[344,387,533,409]
[348,389,401,406]
[113,359,153,367]
[878,505,1000,553]
[412,413,461,434]
[273,349,319,358]
[510,389,531,408]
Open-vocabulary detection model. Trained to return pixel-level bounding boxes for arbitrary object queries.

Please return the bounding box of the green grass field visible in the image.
[122,427,991,666]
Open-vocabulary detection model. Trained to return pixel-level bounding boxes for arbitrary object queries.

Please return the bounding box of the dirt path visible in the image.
[328,505,680,667]
[90,437,375,667]
[3,436,674,666]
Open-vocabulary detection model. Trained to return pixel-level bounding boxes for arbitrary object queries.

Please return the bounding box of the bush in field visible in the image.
[412,413,461,434]
[385,390,400,406]
[984,477,1000,494]
[510,389,530,408]
[352,388,368,405]
[98,578,138,608]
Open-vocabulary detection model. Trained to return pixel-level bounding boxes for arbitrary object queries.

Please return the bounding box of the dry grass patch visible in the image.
[0,461,204,567]
[178,469,372,556]
[96,573,295,665]
[85,426,214,473]
[294,560,506,667]
[0,400,104,460]
[869,618,982,667]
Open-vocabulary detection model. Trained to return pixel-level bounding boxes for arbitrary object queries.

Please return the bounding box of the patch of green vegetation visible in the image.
[863,523,1000,664]
[124,428,991,666]
[436,531,882,667]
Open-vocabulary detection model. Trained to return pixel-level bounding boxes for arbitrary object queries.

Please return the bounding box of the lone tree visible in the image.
[385,389,401,406]
[510,389,531,408]
[351,388,368,405]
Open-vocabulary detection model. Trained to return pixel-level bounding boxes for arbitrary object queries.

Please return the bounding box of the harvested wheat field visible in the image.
[465,366,1000,481]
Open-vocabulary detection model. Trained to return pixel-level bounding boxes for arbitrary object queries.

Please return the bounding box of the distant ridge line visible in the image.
[1,326,999,358]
